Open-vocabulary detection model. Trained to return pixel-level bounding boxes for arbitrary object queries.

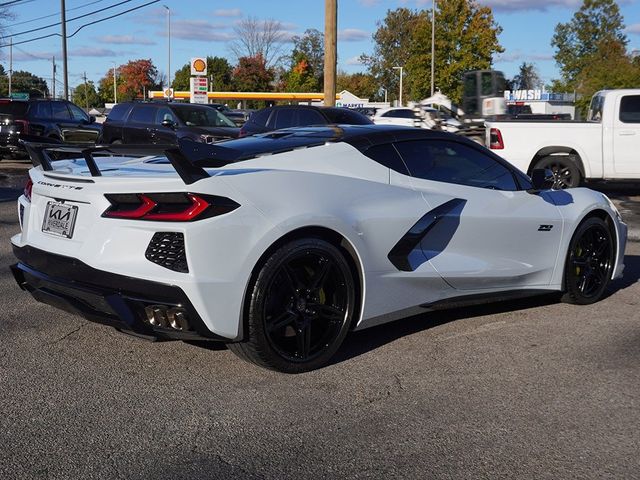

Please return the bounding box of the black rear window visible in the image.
[129,105,157,124]
[107,103,133,122]
[248,108,272,127]
[323,108,373,125]
[0,101,29,117]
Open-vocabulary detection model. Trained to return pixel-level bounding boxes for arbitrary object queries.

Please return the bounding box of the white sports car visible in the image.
[11,125,627,372]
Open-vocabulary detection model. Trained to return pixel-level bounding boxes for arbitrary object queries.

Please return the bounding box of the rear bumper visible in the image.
[11,244,227,341]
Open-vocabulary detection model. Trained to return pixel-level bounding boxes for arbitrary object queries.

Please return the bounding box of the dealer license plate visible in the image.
[42,201,78,239]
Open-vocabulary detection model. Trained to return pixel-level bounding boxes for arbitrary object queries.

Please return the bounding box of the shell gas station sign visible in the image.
[190,57,207,76]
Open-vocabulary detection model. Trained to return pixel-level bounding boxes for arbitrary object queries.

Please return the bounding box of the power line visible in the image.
[11,0,106,28]
[0,0,33,7]
[9,0,135,37]
[0,0,159,47]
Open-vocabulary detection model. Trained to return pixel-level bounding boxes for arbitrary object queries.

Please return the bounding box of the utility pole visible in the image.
[83,71,89,109]
[163,5,171,91]
[431,0,436,96]
[8,37,12,97]
[52,56,56,99]
[61,0,69,100]
[323,0,337,107]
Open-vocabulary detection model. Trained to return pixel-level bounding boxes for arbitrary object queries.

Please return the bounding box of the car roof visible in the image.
[188,125,469,167]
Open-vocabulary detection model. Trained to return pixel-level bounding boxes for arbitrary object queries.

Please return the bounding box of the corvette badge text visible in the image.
[37,181,83,191]
[538,225,554,232]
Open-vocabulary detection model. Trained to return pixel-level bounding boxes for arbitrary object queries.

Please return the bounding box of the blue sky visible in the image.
[3,0,640,95]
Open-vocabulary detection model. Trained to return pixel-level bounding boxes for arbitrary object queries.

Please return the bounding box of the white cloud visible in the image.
[95,35,156,46]
[70,47,121,57]
[477,0,581,12]
[13,51,56,62]
[213,8,242,17]
[358,0,380,6]
[345,56,363,66]
[339,29,369,42]
[162,20,234,41]
[495,50,554,62]
[627,24,640,35]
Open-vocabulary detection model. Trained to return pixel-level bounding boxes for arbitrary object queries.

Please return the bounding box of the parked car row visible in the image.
[0,98,101,159]
[0,99,374,158]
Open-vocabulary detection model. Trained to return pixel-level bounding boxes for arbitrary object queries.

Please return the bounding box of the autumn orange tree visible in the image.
[98,59,161,103]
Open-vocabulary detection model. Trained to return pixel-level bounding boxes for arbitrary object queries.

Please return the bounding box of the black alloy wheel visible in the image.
[536,155,581,189]
[562,217,614,305]
[228,238,356,373]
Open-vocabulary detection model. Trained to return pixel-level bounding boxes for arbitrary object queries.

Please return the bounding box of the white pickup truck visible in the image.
[485,89,640,188]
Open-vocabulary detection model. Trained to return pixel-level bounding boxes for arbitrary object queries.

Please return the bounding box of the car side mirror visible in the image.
[89,115,96,123]
[528,168,555,193]
[162,119,176,128]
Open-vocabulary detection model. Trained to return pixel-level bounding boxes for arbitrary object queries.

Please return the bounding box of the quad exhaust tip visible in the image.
[143,305,190,331]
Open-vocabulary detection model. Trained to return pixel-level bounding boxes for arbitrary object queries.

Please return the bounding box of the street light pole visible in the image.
[431,0,436,96]
[163,5,171,92]
[112,62,117,104]
[393,66,403,106]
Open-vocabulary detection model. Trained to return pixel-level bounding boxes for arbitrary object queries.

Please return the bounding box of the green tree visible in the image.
[290,29,324,89]
[551,0,627,88]
[172,56,233,91]
[511,62,542,90]
[72,80,101,108]
[573,39,640,115]
[97,66,120,104]
[406,0,503,103]
[336,71,378,99]
[283,53,318,92]
[360,8,426,104]
[0,70,49,97]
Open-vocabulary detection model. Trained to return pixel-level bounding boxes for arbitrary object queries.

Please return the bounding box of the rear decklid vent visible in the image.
[145,232,188,273]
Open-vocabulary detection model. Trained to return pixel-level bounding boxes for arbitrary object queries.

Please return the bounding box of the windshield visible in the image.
[174,106,236,127]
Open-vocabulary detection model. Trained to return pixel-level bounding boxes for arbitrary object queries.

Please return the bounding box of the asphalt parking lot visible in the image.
[1,161,639,479]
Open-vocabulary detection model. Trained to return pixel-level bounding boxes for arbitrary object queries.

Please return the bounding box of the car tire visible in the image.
[561,217,614,305]
[534,155,582,189]
[228,238,356,373]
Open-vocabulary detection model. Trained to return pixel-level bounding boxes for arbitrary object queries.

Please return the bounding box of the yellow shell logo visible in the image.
[193,59,206,72]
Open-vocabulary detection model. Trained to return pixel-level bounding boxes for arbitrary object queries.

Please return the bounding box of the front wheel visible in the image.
[534,155,581,189]
[561,217,614,305]
[228,238,356,373]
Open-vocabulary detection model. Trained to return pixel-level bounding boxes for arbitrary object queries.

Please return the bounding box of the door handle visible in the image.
[618,131,636,136]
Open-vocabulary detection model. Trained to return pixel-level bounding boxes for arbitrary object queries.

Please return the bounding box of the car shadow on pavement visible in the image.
[332,253,640,367]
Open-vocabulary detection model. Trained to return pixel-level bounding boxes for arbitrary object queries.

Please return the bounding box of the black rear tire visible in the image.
[534,155,582,189]
[561,217,614,305]
[228,238,356,373]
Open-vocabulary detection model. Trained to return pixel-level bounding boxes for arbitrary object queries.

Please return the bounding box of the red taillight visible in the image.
[14,119,30,134]
[103,192,239,222]
[238,127,247,138]
[489,128,504,150]
[144,194,210,221]
[24,179,33,202]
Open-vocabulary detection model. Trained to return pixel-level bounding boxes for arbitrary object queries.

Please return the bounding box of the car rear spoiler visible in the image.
[19,139,235,185]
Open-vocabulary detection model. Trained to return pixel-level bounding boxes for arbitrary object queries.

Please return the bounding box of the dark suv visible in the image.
[239,105,372,137]
[0,98,101,159]
[99,102,240,145]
